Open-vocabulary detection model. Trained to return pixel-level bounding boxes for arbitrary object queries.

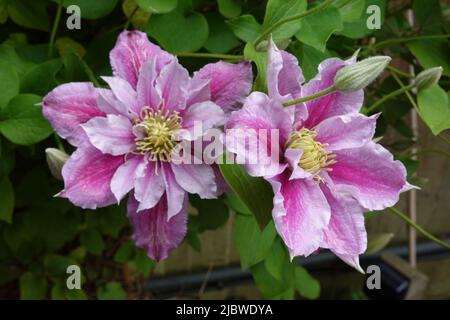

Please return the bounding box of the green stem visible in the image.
[371,34,450,51]
[253,0,336,46]
[409,148,450,159]
[124,6,139,31]
[390,70,419,113]
[388,207,450,250]
[387,66,413,79]
[79,58,101,87]
[438,135,450,147]
[366,83,415,113]
[175,52,244,60]
[48,1,64,59]
[283,85,335,107]
[54,133,65,152]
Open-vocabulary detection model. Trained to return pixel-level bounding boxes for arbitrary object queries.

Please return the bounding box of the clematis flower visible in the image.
[43,31,253,261]
[225,40,411,272]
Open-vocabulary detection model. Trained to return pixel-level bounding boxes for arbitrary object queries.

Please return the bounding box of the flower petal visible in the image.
[225,92,293,177]
[134,161,166,211]
[321,184,367,273]
[284,148,312,180]
[43,82,105,146]
[192,61,253,113]
[59,145,124,209]
[96,88,134,119]
[302,57,364,128]
[110,30,173,88]
[178,101,226,141]
[101,76,139,115]
[267,39,303,102]
[161,163,186,219]
[171,163,217,199]
[127,193,188,261]
[329,142,407,210]
[315,113,377,151]
[155,59,190,111]
[82,114,135,156]
[136,59,162,109]
[268,171,331,258]
[110,155,143,203]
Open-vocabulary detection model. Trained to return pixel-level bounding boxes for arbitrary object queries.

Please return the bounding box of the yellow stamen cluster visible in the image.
[286,128,336,182]
[135,107,182,162]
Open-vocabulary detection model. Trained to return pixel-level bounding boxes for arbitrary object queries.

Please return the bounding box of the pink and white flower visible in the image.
[225,40,411,272]
[43,31,253,261]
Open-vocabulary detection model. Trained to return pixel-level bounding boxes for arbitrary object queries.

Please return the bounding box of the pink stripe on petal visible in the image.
[329,142,407,210]
[134,161,166,212]
[137,59,162,109]
[192,61,253,113]
[161,163,186,219]
[267,39,303,102]
[155,59,190,112]
[110,31,173,88]
[43,82,105,146]
[268,171,330,258]
[127,193,188,261]
[82,114,135,156]
[320,184,367,272]
[59,145,124,209]
[101,76,139,115]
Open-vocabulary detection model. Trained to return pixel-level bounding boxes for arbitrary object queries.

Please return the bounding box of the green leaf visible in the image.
[133,249,155,277]
[294,6,343,52]
[262,0,307,41]
[20,59,62,96]
[51,281,87,300]
[417,85,450,135]
[0,60,19,109]
[0,45,36,78]
[264,238,287,280]
[365,233,394,254]
[413,0,443,33]
[234,213,276,268]
[20,272,47,300]
[0,94,52,145]
[336,0,365,22]
[218,0,241,19]
[57,0,119,19]
[44,254,77,276]
[337,0,386,39]
[219,161,273,229]
[227,14,261,43]
[224,192,251,214]
[292,42,332,81]
[294,266,320,299]
[407,40,450,76]
[80,228,104,255]
[0,0,7,23]
[8,0,50,31]
[204,13,240,54]
[251,259,295,299]
[0,176,14,223]
[137,0,177,13]
[97,281,127,300]
[146,0,208,52]
[190,195,229,231]
[114,240,135,263]
[244,42,267,92]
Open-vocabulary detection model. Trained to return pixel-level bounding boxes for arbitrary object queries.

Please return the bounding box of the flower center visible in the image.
[134,107,182,162]
[286,128,336,181]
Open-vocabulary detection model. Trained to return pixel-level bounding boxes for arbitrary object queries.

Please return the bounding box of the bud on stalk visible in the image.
[334,56,392,92]
[45,148,69,180]
[415,67,443,91]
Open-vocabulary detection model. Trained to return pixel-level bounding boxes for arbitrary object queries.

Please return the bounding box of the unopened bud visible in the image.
[334,56,392,92]
[45,148,69,180]
[415,67,443,91]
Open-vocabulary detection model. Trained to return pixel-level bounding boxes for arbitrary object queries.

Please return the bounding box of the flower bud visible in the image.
[334,56,392,92]
[45,148,69,180]
[415,67,443,91]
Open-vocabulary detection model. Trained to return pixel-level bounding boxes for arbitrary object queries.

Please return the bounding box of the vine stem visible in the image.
[48,0,64,59]
[388,207,450,250]
[253,0,336,46]
[365,83,415,113]
[175,52,244,60]
[390,69,420,113]
[283,85,335,107]
[370,34,450,51]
